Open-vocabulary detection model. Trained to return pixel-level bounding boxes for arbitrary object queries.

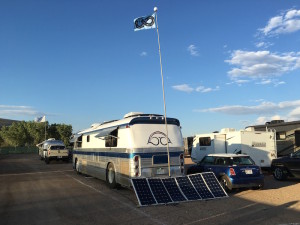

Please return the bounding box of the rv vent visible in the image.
[47,138,55,141]
[266,120,284,125]
[91,123,101,128]
[220,128,236,133]
[123,112,144,118]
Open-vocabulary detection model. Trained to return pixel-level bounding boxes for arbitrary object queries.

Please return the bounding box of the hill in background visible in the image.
[0,118,19,129]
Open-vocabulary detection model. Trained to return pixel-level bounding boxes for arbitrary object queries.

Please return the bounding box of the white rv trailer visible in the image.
[191,128,277,168]
[71,112,184,188]
[37,138,69,164]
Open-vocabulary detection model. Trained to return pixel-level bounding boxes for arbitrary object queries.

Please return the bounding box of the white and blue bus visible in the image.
[71,112,184,188]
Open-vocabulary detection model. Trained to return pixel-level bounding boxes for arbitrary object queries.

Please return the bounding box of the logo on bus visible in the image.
[147,131,172,146]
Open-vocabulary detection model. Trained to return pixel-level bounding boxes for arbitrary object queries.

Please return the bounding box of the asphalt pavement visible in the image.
[0,154,299,225]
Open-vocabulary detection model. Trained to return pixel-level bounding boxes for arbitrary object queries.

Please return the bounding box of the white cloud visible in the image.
[254,115,283,125]
[255,116,268,124]
[187,45,199,56]
[226,79,250,86]
[172,84,194,93]
[274,80,286,87]
[196,86,220,93]
[0,105,40,117]
[256,79,272,85]
[225,50,300,80]
[172,84,220,93]
[259,9,300,36]
[195,100,300,116]
[256,79,286,87]
[255,41,273,49]
[140,52,147,56]
[288,107,300,120]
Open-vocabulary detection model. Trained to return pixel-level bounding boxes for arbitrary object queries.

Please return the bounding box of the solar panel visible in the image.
[175,176,201,201]
[132,172,228,206]
[131,178,157,206]
[188,174,215,200]
[147,178,173,204]
[201,172,228,198]
[162,178,186,202]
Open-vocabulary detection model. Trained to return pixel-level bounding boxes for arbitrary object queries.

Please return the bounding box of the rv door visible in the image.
[214,134,226,153]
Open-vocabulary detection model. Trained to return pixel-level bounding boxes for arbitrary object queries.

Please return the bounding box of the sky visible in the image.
[1,0,300,137]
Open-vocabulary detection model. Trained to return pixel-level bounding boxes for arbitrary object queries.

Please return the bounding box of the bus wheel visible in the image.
[75,159,80,174]
[107,163,117,189]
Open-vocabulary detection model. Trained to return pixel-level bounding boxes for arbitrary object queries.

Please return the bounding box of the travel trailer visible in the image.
[71,112,184,188]
[37,138,69,164]
[190,128,277,168]
[247,120,300,156]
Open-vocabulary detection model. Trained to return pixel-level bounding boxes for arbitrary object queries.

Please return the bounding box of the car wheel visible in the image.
[220,176,232,192]
[107,163,117,189]
[273,167,287,181]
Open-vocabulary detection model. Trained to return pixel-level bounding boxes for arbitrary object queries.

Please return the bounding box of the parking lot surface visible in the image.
[0,154,300,225]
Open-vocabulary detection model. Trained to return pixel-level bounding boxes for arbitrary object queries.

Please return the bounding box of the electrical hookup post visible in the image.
[134,7,171,177]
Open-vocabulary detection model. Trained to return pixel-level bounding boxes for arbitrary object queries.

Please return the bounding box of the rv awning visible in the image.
[95,127,118,139]
[70,134,82,143]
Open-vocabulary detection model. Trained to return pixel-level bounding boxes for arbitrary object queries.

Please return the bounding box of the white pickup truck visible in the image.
[37,138,69,164]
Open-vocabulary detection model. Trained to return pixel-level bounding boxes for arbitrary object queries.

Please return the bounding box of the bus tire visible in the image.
[75,159,80,174]
[107,163,117,189]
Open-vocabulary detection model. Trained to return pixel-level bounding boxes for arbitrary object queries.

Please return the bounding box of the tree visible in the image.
[0,121,30,147]
[47,123,72,146]
[0,121,72,147]
[56,124,73,146]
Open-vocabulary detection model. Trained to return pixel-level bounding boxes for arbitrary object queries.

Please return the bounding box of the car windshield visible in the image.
[50,145,65,150]
[232,156,254,166]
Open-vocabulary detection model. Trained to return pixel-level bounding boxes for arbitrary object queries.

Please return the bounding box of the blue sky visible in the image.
[1,0,300,137]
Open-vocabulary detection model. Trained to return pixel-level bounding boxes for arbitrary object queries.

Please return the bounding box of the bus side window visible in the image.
[105,129,118,147]
[76,136,82,148]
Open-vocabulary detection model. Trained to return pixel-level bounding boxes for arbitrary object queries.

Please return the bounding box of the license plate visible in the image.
[58,156,62,159]
[156,168,166,175]
[245,169,253,174]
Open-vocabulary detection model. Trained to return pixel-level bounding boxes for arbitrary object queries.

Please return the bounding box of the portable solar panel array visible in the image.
[131,172,228,206]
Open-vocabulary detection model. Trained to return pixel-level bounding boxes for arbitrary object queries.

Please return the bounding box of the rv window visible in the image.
[75,135,82,148]
[276,132,286,140]
[199,137,211,146]
[87,135,90,142]
[105,129,118,147]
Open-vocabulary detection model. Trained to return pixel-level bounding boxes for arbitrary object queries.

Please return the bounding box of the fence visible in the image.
[0,146,38,155]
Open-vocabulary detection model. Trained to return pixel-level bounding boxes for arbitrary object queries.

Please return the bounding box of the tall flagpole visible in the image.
[154,7,171,177]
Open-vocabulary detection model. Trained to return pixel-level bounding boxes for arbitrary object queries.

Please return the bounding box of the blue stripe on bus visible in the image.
[73,150,182,159]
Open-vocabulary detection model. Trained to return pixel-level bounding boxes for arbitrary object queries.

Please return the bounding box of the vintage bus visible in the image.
[71,112,184,188]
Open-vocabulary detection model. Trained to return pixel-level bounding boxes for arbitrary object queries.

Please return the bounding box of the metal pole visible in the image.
[45,122,46,140]
[154,8,171,177]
